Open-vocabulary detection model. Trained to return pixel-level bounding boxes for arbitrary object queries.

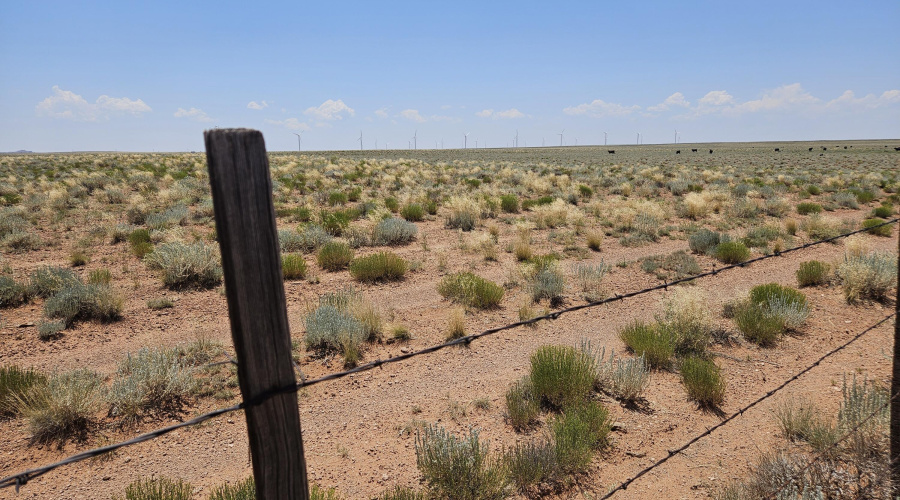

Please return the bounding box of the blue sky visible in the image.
[1,0,898,152]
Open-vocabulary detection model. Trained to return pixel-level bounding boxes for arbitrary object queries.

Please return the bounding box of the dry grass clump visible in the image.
[113,477,193,500]
[525,256,566,306]
[415,425,510,500]
[583,343,650,402]
[0,275,28,308]
[572,262,609,302]
[281,253,308,280]
[108,347,199,423]
[304,288,381,367]
[349,251,407,282]
[144,241,223,289]
[317,241,354,271]
[445,196,480,231]
[836,251,897,303]
[0,365,46,417]
[16,368,105,444]
[795,260,830,287]
[445,307,467,340]
[438,272,504,309]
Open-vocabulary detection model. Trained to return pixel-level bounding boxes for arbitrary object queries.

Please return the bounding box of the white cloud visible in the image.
[247,100,268,110]
[647,92,690,112]
[730,83,819,114]
[265,118,310,131]
[400,109,426,123]
[562,100,639,118]
[475,108,526,119]
[174,107,214,122]
[36,85,151,121]
[826,89,900,109]
[374,107,390,118]
[698,90,735,107]
[304,99,354,121]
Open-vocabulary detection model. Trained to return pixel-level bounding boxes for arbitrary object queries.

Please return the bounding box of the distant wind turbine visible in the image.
[515,129,519,148]
[636,132,640,145]
[464,132,469,149]
[558,129,565,147]
[358,131,363,151]
[412,130,417,150]
[292,132,303,153]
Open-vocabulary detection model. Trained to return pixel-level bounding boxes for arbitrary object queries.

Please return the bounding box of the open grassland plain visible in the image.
[0,140,898,499]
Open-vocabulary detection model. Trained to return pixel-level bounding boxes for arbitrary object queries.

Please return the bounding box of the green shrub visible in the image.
[0,365,46,417]
[400,203,425,222]
[499,195,519,213]
[424,199,438,215]
[373,218,418,246]
[688,228,722,254]
[28,266,80,298]
[37,320,66,340]
[733,301,784,346]
[796,260,829,287]
[505,377,539,430]
[208,476,255,500]
[44,282,124,326]
[748,283,809,330]
[88,268,112,285]
[872,204,893,218]
[805,185,822,196]
[577,184,593,198]
[69,251,88,267]
[862,217,893,237]
[837,251,897,303]
[144,241,223,289]
[529,345,595,410]
[108,347,198,423]
[680,356,725,408]
[377,485,427,500]
[128,229,153,258]
[384,197,400,213]
[552,400,611,473]
[618,321,674,369]
[113,477,193,500]
[328,191,348,206]
[17,368,105,444]
[282,253,308,280]
[504,438,557,490]
[317,241,354,271]
[320,209,353,236]
[852,189,876,204]
[437,272,505,309]
[349,252,407,282]
[0,275,27,308]
[714,241,750,264]
[795,202,822,215]
[775,398,838,452]
[415,425,509,500]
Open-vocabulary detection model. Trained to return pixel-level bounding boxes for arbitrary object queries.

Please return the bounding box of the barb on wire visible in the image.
[0,218,896,491]
[595,312,895,500]
[763,390,898,500]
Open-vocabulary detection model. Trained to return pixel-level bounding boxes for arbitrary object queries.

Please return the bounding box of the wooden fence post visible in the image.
[892,225,899,497]
[204,129,309,499]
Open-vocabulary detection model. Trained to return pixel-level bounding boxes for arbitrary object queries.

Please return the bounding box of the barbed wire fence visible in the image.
[1,217,897,494]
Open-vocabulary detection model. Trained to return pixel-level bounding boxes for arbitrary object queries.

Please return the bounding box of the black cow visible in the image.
[894,147,900,151]
[774,148,780,152]
[691,148,698,152]
[709,149,713,154]
[822,147,827,151]
[607,150,615,154]
[843,146,847,149]
[809,147,813,151]
[676,150,681,154]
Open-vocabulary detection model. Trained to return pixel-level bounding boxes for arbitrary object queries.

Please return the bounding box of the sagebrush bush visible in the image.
[714,241,750,264]
[108,347,198,423]
[113,477,193,500]
[377,485,427,500]
[282,253,308,280]
[0,365,46,417]
[586,343,650,402]
[505,377,539,430]
[618,321,674,369]
[438,272,504,309]
[317,241,354,271]
[801,214,843,240]
[28,266,80,298]
[688,228,722,255]
[680,356,726,408]
[17,368,105,443]
[796,260,829,287]
[349,252,407,282]
[527,260,565,305]
[529,345,595,410]
[836,251,897,303]
[145,241,223,289]
[838,375,889,458]
[0,275,27,308]
[552,400,611,473]
[208,476,255,500]
[44,282,124,326]
[415,425,509,500]
[296,224,333,252]
[749,283,809,330]
[572,262,609,302]
[373,217,418,246]
[504,438,557,491]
